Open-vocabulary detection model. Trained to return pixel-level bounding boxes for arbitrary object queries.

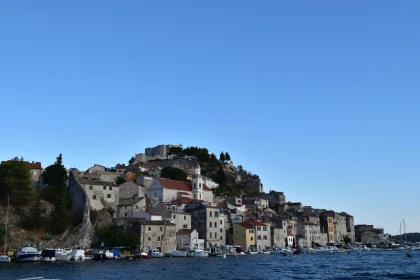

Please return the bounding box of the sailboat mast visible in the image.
[5,195,9,253]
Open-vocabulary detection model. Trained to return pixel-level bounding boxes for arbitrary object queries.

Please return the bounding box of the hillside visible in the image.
[138,146,264,196]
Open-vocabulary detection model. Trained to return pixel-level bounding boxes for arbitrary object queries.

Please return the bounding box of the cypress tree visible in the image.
[42,154,68,235]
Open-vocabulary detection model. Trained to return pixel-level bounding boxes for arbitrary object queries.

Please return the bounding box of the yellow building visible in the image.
[233,221,255,250]
[327,217,335,241]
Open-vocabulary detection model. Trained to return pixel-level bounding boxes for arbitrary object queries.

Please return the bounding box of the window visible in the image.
[209,211,212,217]
[92,195,96,200]
[215,232,217,238]
[157,237,161,241]
[215,222,217,228]
[148,237,151,241]
[263,227,267,231]
[124,206,127,209]
[220,220,222,225]
[107,194,111,198]
[89,186,93,190]
[209,222,212,228]
[148,227,151,232]
[183,224,188,229]
[251,237,254,241]
[109,186,112,191]
[160,227,163,231]
[184,215,186,220]
[210,232,212,238]
[257,227,261,231]
[194,183,197,189]
[257,235,261,240]
[199,183,201,188]
[215,212,219,217]
[249,230,254,234]
[103,186,106,190]
[220,228,222,233]
[173,215,176,219]
[263,235,267,240]
[199,194,201,199]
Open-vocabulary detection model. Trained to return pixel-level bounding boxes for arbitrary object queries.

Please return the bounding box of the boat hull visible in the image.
[167,251,187,257]
[0,255,11,263]
[15,254,41,262]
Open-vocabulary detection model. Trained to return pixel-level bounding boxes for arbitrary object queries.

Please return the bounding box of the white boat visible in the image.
[0,254,11,263]
[314,247,333,254]
[1,195,11,263]
[55,249,72,261]
[14,246,41,262]
[273,247,293,256]
[193,249,209,257]
[71,250,85,261]
[150,249,164,258]
[302,247,315,254]
[41,249,56,262]
[167,250,187,257]
[259,249,272,254]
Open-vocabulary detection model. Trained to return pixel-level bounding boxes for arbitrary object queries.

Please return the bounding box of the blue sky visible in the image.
[1,1,419,234]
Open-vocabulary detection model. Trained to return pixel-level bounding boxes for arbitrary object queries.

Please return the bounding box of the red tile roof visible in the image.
[237,219,267,229]
[157,178,211,191]
[1,160,42,169]
[178,229,194,235]
[170,197,193,205]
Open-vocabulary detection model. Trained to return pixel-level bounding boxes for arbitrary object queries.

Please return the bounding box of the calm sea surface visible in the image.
[1,251,420,280]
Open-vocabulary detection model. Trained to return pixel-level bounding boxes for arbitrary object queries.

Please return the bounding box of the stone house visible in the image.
[169,211,191,232]
[320,211,336,243]
[128,219,177,253]
[334,212,348,244]
[233,219,270,251]
[119,181,145,200]
[278,202,303,214]
[136,175,154,189]
[87,164,106,174]
[1,160,43,182]
[117,197,146,218]
[342,212,355,242]
[177,229,201,249]
[188,204,226,248]
[77,177,118,210]
[296,220,328,248]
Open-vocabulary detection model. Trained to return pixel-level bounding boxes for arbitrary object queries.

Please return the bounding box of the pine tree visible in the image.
[219,152,225,162]
[31,184,43,229]
[0,157,33,204]
[42,153,68,235]
[225,152,231,161]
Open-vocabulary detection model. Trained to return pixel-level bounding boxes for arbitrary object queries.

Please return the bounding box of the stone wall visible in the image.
[68,169,87,219]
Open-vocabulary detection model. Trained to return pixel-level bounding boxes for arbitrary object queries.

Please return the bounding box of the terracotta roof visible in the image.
[157,178,211,191]
[1,160,42,169]
[237,219,267,229]
[178,229,194,235]
[171,197,193,205]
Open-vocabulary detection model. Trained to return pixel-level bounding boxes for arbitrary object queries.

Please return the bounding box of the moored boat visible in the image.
[150,249,164,258]
[41,249,56,262]
[0,254,11,263]
[167,249,187,257]
[14,246,41,262]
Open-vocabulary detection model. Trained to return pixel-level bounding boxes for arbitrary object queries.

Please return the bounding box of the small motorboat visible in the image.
[150,249,164,258]
[55,249,71,261]
[41,249,56,262]
[0,254,11,263]
[135,251,152,259]
[14,246,41,262]
[167,250,187,257]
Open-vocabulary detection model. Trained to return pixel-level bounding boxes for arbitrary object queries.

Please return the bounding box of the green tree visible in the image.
[219,152,225,162]
[160,166,187,181]
[225,152,231,161]
[31,184,44,229]
[343,235,352,244]
[128,157,135,165]
[0,157,33,204]
[213,166,226,185]
[92,225,138,247]
[168,146,184,158]
[42,153,68,235]
[116,176,126,185]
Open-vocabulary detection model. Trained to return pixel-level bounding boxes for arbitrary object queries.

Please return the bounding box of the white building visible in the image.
[146,163,213,203]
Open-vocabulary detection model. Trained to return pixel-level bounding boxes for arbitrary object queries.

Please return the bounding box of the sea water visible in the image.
[1,251,420,280]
